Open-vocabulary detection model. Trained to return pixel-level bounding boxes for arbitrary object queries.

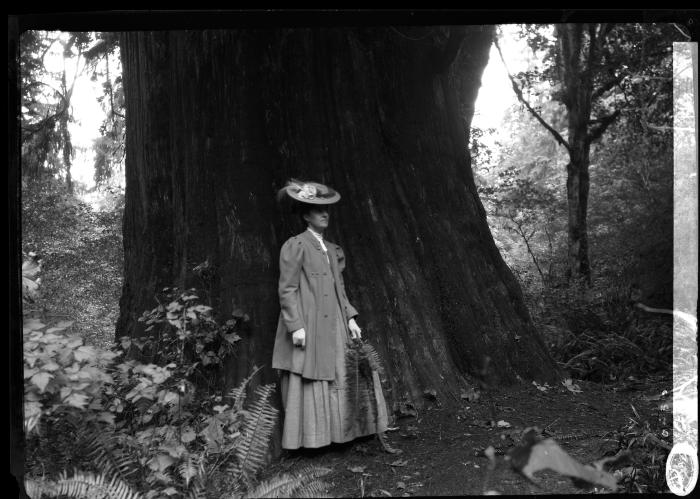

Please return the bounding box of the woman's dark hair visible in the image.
[292,202,313,226]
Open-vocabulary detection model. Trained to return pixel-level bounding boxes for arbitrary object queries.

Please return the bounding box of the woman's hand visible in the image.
[348,318,362,341]
[292,328,306,348]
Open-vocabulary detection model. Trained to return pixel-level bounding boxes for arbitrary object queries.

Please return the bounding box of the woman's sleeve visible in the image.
[279,238,305,333]
[336,245,359,319]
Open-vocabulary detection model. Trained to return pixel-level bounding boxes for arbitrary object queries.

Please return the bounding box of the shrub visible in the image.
[23,263,329,498]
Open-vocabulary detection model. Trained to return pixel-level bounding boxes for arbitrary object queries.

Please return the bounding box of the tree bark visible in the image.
[117,28,559,412]
[59,68,73,193]
[556,24,596,282]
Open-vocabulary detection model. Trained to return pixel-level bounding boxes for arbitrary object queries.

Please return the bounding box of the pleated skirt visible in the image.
[279,303,389,449]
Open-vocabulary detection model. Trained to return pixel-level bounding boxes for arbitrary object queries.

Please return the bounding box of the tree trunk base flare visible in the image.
[118,27,559,424]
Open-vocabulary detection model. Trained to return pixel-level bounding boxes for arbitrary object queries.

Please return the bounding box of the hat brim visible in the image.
[282,183,341,205]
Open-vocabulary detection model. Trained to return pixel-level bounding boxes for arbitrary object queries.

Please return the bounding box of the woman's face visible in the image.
[304,207,330,232]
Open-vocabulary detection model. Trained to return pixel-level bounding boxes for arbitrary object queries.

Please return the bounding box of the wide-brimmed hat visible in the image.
[277,179,341,205]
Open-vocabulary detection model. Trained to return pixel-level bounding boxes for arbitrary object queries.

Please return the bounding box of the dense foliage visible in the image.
[472,23,677,382]
[23,262,329,498]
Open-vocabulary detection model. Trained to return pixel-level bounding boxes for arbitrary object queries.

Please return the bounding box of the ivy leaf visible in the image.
[98,411,116,424]
[224,333,240,345]
[23,318,46,332]
[148,454,176,472]
[22,276,40,301]
[30,371,53,392]
[167,300,184,312]
[66,392,89,409]
[181,427,197,443]
[74,345,96,362]
[41,361,61,372]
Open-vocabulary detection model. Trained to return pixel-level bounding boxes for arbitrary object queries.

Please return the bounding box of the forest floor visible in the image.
[262,375,672,496]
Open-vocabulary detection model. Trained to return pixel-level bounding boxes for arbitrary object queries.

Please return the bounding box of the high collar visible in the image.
[307,227,324,240]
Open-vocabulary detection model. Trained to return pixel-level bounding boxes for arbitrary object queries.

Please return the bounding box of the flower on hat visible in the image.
[297,184,318,200]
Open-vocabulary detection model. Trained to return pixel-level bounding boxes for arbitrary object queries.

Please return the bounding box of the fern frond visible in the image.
[245,466,331,498]
[48,470,142,499]
[226,365,264,412]
[293,480,332,498]
[360,342,384,374]
[178,452,205,488]
[221,461,246,498]
[344,343,377,433]
[26,477,58,499]
[244,472,298,498]
[187,478,207,499]
[289,465,332,498]
[235,384,279,482]
[82,427,140,483]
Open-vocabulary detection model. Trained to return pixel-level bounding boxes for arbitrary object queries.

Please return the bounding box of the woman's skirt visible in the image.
[279,304,389,449]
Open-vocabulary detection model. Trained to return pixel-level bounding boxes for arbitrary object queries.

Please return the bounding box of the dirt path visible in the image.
[264,375,671,496]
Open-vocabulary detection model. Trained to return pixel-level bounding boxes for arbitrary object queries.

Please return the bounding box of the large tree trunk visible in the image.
[117,27,558,412]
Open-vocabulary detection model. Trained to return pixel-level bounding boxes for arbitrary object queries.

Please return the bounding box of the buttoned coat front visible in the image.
[271,230,358,381]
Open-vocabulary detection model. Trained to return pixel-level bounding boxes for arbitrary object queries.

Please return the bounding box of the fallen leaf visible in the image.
[496,420,511,428]
[377,489,392,497]
[348,466,366,474]
[390,459,408,467]
[532,381,550,392]
[562,378,582,394]
[483,491,501,495]
[461,388,481,401]
[509,436,617,490]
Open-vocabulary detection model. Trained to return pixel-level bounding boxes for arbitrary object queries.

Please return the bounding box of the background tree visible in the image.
[86,32,126,187]
[116,27,560,414]
[474,22,681,382]
[495,23,681,281]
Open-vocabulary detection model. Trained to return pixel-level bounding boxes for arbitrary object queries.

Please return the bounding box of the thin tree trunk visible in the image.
[60,67,73,193]
[117,28,559,413]
[557,24,594,282]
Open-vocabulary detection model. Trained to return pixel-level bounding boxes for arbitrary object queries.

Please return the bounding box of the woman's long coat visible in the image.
[271,230,358,381]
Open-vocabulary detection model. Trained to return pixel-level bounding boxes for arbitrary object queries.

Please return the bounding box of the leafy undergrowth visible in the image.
[262,375,673,496]
[22,177,123,350]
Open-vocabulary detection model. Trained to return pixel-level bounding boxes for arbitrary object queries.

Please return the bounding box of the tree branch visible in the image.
[591,75,622,101]
[587,109,621,143]
[672,23,692,41]
[494,35,571,154]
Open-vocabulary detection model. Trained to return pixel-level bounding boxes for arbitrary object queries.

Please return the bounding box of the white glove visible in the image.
[292,328,306,348]
[348,318,362,340]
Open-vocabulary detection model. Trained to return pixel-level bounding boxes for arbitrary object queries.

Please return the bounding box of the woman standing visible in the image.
[272,180,389,450]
